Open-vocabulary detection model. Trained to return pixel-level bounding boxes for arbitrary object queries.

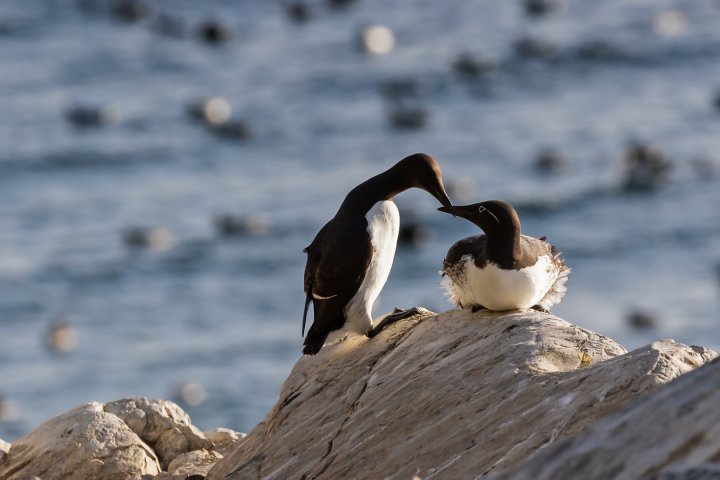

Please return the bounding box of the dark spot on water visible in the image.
[197,20,231,45]
[524,0,558,17]
[123,226,174,251]
[534,148,567,174]
[285,2,311,23]
[327,0,358,10]
[64,105,115,128]
[398,222,431,247]
[626,309,658,330]
[452,52,496,78]
[388,105,428,129]
[111,0,154,23]
[214,213,270,237]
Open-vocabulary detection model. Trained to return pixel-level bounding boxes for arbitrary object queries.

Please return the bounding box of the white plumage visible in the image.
[342,200,400,333]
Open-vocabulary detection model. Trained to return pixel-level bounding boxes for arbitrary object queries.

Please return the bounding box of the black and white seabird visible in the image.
[302,153,452,355]
[438,200,569,312]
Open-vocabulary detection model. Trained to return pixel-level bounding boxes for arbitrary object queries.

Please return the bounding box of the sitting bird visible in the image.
[438,200,569,312]
[302,153,452,354]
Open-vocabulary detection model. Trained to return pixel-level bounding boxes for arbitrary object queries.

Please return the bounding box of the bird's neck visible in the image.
[340,169,407,214]
[485,229,522,269]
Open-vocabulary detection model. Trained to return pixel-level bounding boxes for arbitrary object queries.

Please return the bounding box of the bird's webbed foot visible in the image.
[367,307,423,338]
[531,304,550,313]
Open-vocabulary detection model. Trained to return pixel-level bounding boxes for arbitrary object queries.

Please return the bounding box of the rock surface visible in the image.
[204,428,247,456]
[206,309,716,480]
[154,449,223,479]
[0,398,244,480]
[497,356,720,480]
[104,397,212,469]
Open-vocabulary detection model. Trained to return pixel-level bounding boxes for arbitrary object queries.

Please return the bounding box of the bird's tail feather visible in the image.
[302,288,312,337]
[439,274,462,308]
[303,337,323,355]
[303,312,345,355]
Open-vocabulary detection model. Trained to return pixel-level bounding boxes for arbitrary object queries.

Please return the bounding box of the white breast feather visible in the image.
[342,200,399,333]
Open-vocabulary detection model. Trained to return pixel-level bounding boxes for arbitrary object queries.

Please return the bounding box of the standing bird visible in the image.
[302,153,452,355]
[438,200,569,312]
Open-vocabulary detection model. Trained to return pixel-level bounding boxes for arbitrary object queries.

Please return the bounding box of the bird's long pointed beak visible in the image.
[432,182,452,208]
[437,205,468,217]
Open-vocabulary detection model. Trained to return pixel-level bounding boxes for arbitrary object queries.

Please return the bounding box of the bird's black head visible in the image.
[438,200,520,236]
[390,153,452,207]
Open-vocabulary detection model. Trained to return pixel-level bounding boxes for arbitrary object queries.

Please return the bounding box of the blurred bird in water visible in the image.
[46,317,78,355]
[621,143,672,192]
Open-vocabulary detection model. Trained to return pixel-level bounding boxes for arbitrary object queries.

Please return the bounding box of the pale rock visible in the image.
[0,437,9,463]
[498,356,720,480]
[104,397,213,469]
[203,428,246,456]
[206,309,716,480]
[0,402,160,480]
[153,448,223,479]
[168,449,222,475]
[0,398,223,480]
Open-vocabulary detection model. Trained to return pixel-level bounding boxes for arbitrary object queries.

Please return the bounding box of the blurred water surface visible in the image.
[1,0,719,439]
